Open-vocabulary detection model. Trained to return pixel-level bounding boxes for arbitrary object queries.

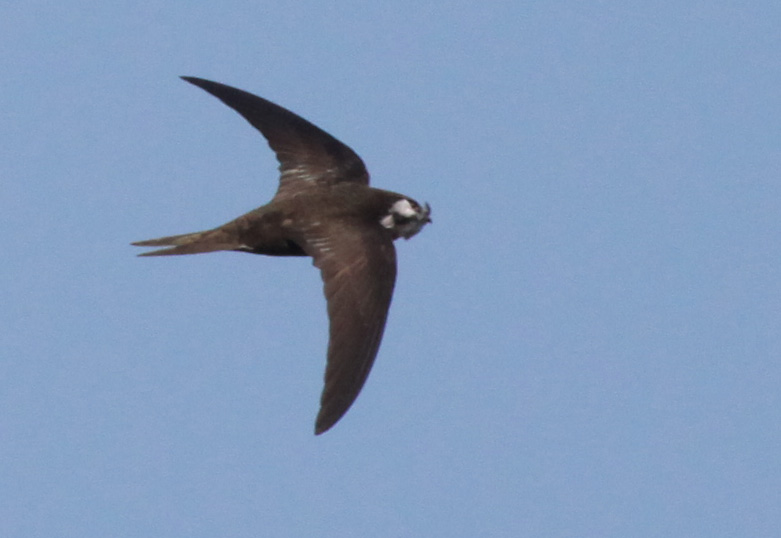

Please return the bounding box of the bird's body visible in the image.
[134,77,430,434]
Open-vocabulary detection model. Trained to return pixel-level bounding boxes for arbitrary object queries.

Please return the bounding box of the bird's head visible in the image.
[380,198,432,240]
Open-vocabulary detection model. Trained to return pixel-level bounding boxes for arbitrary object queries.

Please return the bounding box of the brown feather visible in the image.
[181,77,370,201]
[133,78,430,434]
[299,222,397,435]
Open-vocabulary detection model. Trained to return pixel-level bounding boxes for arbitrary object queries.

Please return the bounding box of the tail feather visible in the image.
[132,231,209,248]
[132,229,241,257]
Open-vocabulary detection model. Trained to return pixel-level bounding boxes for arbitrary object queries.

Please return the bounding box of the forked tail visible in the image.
[131,229,241,256]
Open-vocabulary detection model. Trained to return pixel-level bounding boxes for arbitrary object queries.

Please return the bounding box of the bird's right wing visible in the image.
[181,77,370,201]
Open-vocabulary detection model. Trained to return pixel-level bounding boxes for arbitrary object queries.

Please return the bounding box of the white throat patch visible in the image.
[379,198,430,239]
[381,199,416,229]
[391,199,417,218]
[380,213,395,229]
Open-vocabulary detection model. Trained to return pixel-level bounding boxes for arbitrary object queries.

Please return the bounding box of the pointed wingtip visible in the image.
[314,419,330,436]
[180,76,211,89]
[180,76,212,90]
[314,411,341,435]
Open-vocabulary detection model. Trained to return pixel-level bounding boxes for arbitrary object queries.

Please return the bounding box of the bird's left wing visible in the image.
[297,221,397,434]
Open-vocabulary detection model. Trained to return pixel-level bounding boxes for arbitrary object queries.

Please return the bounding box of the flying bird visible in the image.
[133,77,431,434]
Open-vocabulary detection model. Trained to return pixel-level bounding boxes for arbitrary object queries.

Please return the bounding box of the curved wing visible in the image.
[299,222,397,434]
[181,77,370,200]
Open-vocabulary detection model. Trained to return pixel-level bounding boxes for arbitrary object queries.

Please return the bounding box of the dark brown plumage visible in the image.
[133,77,430,434]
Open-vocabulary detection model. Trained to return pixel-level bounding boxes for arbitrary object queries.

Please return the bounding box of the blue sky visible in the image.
[2,1,780,536]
